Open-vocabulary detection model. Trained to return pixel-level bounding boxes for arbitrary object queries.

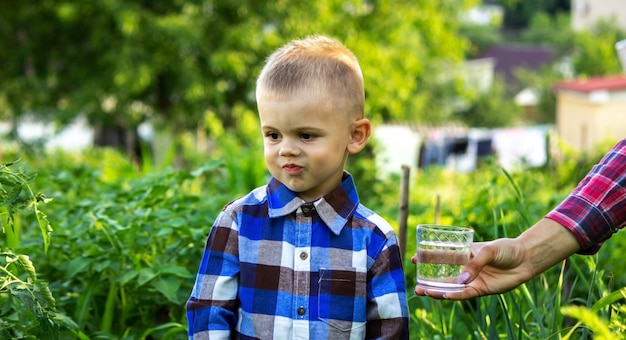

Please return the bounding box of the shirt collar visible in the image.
[267,172,360,235]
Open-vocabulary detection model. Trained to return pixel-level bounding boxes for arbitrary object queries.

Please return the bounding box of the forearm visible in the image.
[517,218,581,278]
[546,138,626,254]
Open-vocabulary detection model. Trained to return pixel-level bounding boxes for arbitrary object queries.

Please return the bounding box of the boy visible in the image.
[186,35,409,339]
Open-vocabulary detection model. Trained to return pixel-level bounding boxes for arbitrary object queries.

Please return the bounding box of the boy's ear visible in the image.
[347,118,371,154]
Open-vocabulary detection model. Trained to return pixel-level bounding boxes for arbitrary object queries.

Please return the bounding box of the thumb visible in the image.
[459,238,521,284]
[458,242,495,284]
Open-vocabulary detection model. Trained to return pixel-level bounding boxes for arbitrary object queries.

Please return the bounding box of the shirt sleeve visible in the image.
[545,138,626,254]
[186,209,240,339]
[365,235,410,339]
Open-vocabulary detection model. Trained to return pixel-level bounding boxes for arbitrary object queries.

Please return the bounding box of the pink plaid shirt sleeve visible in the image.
[545,138,626,254]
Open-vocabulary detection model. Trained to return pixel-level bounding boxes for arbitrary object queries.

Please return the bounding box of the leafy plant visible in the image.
[1,160,52,251]
[0,252,78,339]
[562,287,626,339]
[1,160,77,338]
[7,148,234,338]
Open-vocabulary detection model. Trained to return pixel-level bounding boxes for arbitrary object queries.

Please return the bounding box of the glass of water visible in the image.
[416,224,474,292]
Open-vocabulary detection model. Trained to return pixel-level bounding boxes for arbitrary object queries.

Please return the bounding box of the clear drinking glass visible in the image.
[416,224,474,292]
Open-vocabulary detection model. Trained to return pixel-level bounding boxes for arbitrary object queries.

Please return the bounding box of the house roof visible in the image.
[553,75,626,92]
[478,44,554,89]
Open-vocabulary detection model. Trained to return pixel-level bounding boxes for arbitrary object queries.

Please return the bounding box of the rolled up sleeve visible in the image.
[546,139,626,254]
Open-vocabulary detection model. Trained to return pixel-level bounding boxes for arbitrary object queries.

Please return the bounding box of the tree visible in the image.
[520,11,575,57]
[572,19,626,77]
[1,1,477,165]
[453,75,521,127]
[494,0,570,31]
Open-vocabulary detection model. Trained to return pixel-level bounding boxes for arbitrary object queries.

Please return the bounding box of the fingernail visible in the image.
[458,272,471,284]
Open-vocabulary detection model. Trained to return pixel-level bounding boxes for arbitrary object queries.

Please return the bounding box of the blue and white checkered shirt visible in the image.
[186,172,409,339]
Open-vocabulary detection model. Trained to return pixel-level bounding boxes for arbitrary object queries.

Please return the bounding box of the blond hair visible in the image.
[256,35,365,118]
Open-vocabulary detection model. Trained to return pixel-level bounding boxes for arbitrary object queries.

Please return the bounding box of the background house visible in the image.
[478,44,555,94]
[553,75,626,152]
[572,0,626,31]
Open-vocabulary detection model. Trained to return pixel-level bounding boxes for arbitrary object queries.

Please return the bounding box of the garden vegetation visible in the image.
[1,132,624,339]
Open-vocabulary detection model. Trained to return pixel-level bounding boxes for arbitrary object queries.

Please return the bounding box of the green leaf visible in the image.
[118,269,139,284]
[4,185,22,206]
[93,259,111,272]
[591,287,626,312]
[74,273,101,327]
[155,227,173,237]
[140,322,187,340]
[168,217,186,228]
[65,258,91,277]
[151,276,181,304]
[137,268,157,286]
[157,264,194,278]
[52,312,80,331]
[152,209,175,219]
[16,254,38,280]
[35,208,52,253]
[561,305,616,340]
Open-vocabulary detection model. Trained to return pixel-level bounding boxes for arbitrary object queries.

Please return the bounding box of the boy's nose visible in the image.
[278,139,300,157]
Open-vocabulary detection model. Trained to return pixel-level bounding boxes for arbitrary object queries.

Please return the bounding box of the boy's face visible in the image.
[258,88,364,202]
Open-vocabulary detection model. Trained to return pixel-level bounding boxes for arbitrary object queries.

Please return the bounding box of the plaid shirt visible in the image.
[186,172,409,339]
[546,138,626,254]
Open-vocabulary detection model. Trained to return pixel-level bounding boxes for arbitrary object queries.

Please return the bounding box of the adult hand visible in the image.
[412,218,581,300]
[412,238,532,299]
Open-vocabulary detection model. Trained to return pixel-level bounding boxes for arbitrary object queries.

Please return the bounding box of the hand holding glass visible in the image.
[416,224,474,292]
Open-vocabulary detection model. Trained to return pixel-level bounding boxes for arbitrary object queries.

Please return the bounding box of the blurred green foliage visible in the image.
[1,0,478,144]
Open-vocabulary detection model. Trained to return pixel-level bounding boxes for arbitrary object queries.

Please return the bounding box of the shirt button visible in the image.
[302,206,310,213]
[297,307,306,316]
[299,252,308,260]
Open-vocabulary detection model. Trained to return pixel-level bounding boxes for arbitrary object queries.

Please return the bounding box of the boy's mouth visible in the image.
[283,164,303,175]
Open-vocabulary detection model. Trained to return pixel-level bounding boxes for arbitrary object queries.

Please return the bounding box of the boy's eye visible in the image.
[265,132,280,140]
[300,133,313,140]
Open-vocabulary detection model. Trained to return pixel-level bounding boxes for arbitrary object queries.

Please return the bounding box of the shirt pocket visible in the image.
[317,268,367,332]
